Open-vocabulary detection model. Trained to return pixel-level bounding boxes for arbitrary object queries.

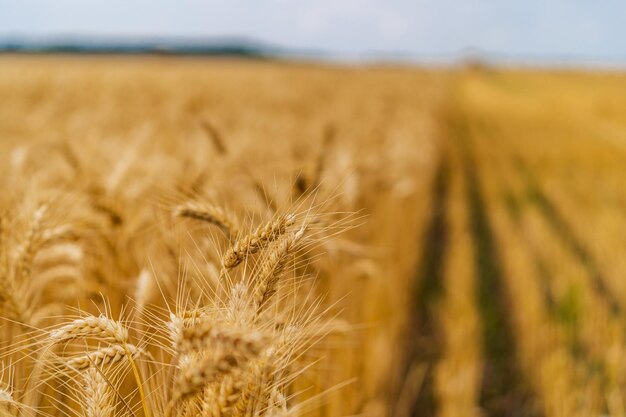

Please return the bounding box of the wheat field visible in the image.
[0,55,625,417]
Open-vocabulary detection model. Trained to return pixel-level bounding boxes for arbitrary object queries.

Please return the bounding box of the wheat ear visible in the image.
[0,275,28,323]
[167,311,207,350]
[201,119,227,155]
[222,213,295,269]
[167,333,265,416]
[49,315,129,344]
[200,375,244,417]
[174,202,239,239]
[174,350,253,401]
[176,321,265,355]
[14,205,48,280]
[255,228,305,315]
[66,344,142,371]
[234,362,274,417]
[226,282,253,326]
[81,367,114,417]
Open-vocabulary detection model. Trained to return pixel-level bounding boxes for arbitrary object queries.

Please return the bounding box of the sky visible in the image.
[1,0,625,63]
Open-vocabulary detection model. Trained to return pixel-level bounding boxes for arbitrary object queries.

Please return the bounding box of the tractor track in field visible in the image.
[501,189,558,315]
[515,158,621,317]
[453,110,540,417]
[406,153,450,417]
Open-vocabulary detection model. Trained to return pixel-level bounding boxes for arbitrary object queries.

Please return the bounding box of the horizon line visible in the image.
[2,33,626,69]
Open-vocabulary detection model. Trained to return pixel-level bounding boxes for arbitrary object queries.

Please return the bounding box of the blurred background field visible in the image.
[2,54,626,416]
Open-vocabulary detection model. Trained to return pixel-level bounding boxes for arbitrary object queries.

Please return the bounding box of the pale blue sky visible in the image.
[1,0,625,61]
